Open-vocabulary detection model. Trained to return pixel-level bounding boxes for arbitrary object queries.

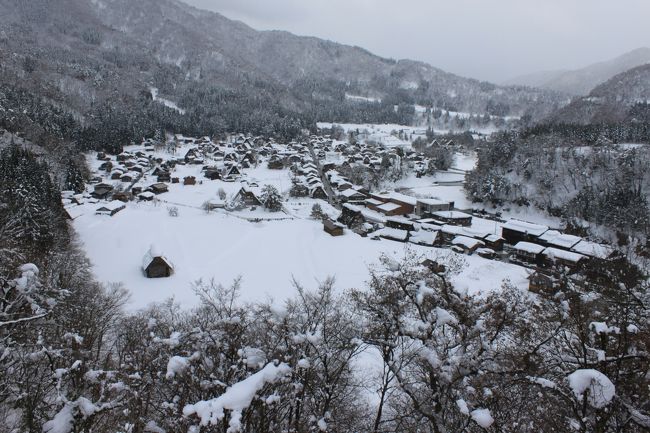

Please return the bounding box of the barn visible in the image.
[323,220,344,236]
[142,246,174,278]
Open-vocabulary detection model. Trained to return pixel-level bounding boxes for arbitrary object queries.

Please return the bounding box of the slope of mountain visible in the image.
[0,0,565,150]
[506,47,650,96]
[90,0,568,116]
[547,63,650,124]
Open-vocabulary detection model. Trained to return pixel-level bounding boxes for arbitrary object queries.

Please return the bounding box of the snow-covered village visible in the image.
[2,1,650,433]
[64,129,618,309]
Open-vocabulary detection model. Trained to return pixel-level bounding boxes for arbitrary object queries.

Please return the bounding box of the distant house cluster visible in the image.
[61,129,619,295]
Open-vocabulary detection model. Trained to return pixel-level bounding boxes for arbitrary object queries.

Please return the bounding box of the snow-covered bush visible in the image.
[260,184,283,212]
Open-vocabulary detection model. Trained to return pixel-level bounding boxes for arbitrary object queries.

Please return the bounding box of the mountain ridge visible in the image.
[505,47,650,96]
[0,0,565,150]
[547,63,650,124]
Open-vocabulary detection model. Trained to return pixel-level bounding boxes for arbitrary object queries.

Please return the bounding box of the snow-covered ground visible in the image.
[72,146,531,310]
[73,199,529,310]
[316,122,435,147]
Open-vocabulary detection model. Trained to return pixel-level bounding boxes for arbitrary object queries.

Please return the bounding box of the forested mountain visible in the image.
[506,47,650,96]
[0,0,565,153]
[547,64,650,125]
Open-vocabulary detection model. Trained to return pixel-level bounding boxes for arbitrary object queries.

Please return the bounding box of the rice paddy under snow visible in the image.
[72,147,531,310]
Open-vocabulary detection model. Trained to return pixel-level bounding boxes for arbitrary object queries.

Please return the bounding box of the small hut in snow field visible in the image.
[142,246,174,278]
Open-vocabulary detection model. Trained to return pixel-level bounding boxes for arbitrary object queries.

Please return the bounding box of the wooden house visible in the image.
[339,188,367,203]
[369,192,416,216]
[570,240,616,261]
[432,211,472,227]
[513,242,546,265]
[157,172,171,183]
[120,173,135,183]
[482,234,505,251]
[148,183,169,195]
[451,236,485,254]
[528,271,556,294]
[374,202,404,216]
[409,230,440,247]
[374,227,410,243]
[151,167,166,176]
[184,149,198,163]
[99,161,113,172]
[386,217,415,231]
[234,186,262,206]
[92,183,114,199]
[204,168,222,180]
[538,230,582,251]
[338,204,366,228]
[112,192,131,203]
[142,246,174,278]
[323,220,344,237]
[95,201,125,216]
[223,165,241,178]
[138,191,155,201]
[310,185,328,200]
[501,220,548,245]
[542,247,585,269]
[184,176,197,186]
[415,198,453,217]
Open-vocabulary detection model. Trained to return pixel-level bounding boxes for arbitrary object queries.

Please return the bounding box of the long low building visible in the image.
[416,198,453,216]
[502,220,549,244]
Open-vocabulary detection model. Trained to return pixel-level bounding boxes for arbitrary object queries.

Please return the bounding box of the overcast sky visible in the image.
[181,0,650,83]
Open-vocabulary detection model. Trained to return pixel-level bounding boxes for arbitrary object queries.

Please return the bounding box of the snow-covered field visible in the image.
[73,198,529,310]
[71,146,531,310]
[316,122,434,147]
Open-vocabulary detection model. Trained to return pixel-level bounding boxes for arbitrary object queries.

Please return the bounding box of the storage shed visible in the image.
[142,246,174,278]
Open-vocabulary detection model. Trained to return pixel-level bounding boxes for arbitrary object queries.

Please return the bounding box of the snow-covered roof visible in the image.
[365,198,384,206]
[340,188,365,198]
[484,234,504,243]
[433,210,472,219]
[142,245,174,271]
[502,220,548,236]
[373,191,417,206]
[409,230,438,246]
[441,225,490,239]
[375,227,409,241]
[571,240,614,259]
[386,215,413,224]
[513,242,545,254]
[543,247,585,263]
[452,236,484,249]
[417,198,449,206]
[377,202,402,212]
[64,205,85,220]
[538,230,582,249]
[96,201,125,211]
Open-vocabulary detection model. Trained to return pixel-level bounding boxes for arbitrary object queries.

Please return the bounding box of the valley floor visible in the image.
[71,145,531,309]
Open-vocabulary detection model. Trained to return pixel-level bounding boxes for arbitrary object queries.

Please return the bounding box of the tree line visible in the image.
[1,147,649,433]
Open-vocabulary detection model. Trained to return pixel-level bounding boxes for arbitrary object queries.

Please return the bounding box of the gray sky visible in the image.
[181,0,650,82]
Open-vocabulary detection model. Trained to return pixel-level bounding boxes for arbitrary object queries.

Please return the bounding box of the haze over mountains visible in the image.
[548,63,650,125]
[1,0,649,150]
[0,0,567,149]
[506,47,650,96]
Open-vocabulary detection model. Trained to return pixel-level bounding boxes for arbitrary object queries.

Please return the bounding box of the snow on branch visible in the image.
[183,362,291,432]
